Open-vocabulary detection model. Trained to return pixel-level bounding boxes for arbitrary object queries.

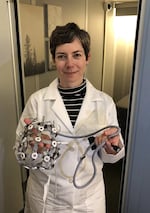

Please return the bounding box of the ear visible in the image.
[86,53,91,64]
[50,59,56,70]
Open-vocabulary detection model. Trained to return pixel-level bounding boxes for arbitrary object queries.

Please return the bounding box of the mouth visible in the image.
[64,70,78,74]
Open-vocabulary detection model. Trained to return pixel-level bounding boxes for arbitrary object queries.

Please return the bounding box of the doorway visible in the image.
[102,2,138,213]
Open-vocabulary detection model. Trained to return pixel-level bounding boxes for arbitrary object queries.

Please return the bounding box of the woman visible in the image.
[15,23,125,213]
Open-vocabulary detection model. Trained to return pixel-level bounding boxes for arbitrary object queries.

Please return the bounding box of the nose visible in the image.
[66,56,74,67]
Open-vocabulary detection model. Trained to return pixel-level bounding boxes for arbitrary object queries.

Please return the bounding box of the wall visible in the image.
[86,0,104,90]
[102,3,138,102]
[0,0,23,212]
[0,0,104,211]
[18,0,104,101]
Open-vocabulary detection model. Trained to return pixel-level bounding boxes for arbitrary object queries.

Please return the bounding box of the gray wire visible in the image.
[68,125,120,189]
[72,141,105,189]
[20,121,120,188]
[57,125,120,139]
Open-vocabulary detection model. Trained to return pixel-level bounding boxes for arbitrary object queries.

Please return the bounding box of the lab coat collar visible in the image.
[43,78,103,101]
[43,78,103,134]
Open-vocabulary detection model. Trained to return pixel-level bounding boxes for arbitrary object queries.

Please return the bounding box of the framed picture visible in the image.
[19,3,62,75]
[19,3,45,76]
[45,4,62,71]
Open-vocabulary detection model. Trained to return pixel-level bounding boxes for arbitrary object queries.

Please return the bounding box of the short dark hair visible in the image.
[50,22,90,60]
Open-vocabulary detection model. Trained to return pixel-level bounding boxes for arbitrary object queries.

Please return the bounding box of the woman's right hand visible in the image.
[24,118,52,153]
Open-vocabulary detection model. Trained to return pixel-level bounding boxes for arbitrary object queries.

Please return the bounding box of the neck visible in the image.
[58,79,84,89]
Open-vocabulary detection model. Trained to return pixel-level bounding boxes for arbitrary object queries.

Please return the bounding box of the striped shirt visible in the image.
[58,80,86,127]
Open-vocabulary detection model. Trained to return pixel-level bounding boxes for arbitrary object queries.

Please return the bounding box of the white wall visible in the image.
[18,0,104,101]
[0,1,105,211]
[86,0,104,90]
[0,0,104,211]
[0,1,23,212]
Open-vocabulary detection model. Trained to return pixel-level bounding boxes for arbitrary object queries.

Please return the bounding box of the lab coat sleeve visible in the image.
[16,93,38,137]
[99,95,125,163]
[14,93,38,163]
[100,146,125,163]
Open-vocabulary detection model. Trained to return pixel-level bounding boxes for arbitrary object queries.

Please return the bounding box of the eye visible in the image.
[73,52,83,59]
[56,54,67,60]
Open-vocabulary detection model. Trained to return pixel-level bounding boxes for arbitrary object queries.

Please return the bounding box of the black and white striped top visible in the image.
[58,80,86,127]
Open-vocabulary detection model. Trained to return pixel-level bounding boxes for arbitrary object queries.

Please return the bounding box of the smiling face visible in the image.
[54,38,90,88]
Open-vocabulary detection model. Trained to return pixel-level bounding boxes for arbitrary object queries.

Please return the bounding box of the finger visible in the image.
[37,142,44,153]
[94,136,101,145]
[41,133,51,140]
[44,143,51,150]
[104,141,117,154]
[104,127,119,137]
[29,140,35,147]
[24,118,32,125]
[108,135,120,146]
[38,142,44,148]
[95,135,106,146]
[29,128,38,137]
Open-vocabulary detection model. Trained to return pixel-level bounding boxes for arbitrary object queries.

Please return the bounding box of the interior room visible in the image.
[0,0,139,212]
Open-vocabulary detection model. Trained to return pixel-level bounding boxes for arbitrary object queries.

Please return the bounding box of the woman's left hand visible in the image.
[95,128,122,154]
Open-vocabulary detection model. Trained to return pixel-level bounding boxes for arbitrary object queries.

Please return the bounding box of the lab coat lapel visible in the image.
[44,79,101,135]
[74,95,95,133]
[74,81,97,133]
[74,80,103,134]
[44,79,74,134]
[52,95,74,133]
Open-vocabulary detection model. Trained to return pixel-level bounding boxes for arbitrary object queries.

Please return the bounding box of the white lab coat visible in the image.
[16,79,125,213]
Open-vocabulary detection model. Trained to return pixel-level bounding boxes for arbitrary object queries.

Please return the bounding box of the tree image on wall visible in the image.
[24,34,45,76]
